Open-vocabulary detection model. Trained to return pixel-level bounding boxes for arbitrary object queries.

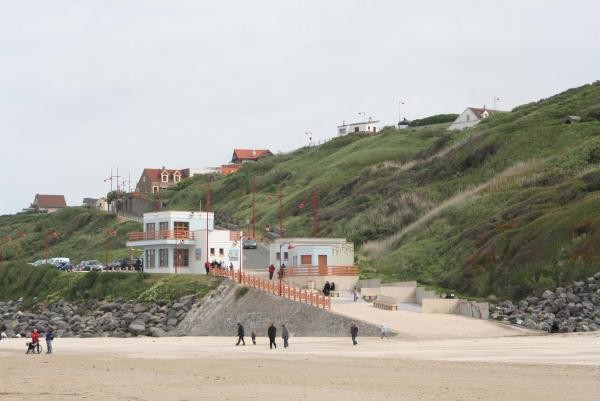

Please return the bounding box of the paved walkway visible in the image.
[331,295,533,340]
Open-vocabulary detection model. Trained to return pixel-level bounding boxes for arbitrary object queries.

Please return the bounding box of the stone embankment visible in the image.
[491,271,600,332]
[1,281,380,338]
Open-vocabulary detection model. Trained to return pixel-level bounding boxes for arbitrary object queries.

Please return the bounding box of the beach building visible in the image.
[269,238,358,291]
[126,211,242,274]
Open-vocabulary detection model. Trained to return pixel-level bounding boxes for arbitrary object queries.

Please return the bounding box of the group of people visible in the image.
[23,327,54,354]
[322,281,336,296]
[267,264,286,280]
[236,322,290,349]
[204,260,234,274]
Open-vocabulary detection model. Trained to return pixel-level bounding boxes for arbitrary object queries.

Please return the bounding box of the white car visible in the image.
[28,259,47,266]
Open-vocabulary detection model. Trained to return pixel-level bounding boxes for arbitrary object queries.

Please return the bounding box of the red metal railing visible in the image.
[286,265,359,276]
[210,268,331,311]
[128,230,195,241]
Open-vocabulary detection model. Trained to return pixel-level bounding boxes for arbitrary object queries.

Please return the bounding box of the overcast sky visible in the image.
[1,0,599,215]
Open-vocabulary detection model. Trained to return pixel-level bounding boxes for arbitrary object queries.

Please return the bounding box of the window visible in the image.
[283,252,288,260]
[276,252,281,261]
[146,249,156,268]
[173,172,181,183]
[301,255,312,265]
[219,248,224,256]
[210,248,215,256]
[159,249,169,267]
[174,249,189,267]
[161,172,169,183]
[159,221,169,239]
[152,186,159,193]
[354,126,359,133]
[146,223,156,232]
[466,114,470,122]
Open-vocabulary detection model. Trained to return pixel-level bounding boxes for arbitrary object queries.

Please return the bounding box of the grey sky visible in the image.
[1,0,599,215]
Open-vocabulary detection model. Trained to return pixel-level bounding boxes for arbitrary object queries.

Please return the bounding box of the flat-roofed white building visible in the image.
[337,119,380,136]
[126,211,242,274]
[269,238,358,291]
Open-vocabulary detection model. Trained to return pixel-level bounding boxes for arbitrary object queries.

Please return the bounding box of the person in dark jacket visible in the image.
[350,322,358,345]
[236,323,245,346]
[267,323,277,349]
[251,331,256,345]
[281,324,289,348]
[45,326,54,354]
[323,281,331,296]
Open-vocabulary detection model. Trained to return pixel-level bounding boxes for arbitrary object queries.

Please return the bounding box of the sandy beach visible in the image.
[1,333,599,401]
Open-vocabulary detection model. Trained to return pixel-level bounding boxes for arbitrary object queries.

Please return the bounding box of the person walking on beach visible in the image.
[236,323,245,346]
[352,286,359,302]
[282,324,289,348]
[26,328,40,354]
[350,322,358,345]
[251,331,256,345]
[267,323,277,349]
[380,324,388,339]
[45,326,54,354]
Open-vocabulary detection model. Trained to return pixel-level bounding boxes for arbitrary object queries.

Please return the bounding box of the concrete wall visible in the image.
[356,279,381,289]
[284,275,358,292]
[380,281,417,303]
[416,287,439,304]
[422,298,459,314]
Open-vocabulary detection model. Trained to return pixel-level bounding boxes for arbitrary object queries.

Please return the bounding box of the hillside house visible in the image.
[231,149,273,164]
[337,119,380,136]
[135,168,189,194]
[448,107,501,130]
[126,211,241,274]
[29,194,67,213]
[82,197,108,211]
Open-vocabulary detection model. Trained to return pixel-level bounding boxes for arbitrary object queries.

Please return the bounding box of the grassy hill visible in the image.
[160,82,600,299]
[2,82,599,302]
[0,208,141,266]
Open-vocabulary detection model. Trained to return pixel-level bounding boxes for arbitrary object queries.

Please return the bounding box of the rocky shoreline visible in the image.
[0,294,197,338]
[491,271,600,332]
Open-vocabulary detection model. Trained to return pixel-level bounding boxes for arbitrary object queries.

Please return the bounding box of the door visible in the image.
[318,255,328,275]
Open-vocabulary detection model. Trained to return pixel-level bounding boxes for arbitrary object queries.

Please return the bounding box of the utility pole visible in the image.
[313,187,318,238]
[279,185,284,238]
[206,176,211,267]
[252,178,256,239]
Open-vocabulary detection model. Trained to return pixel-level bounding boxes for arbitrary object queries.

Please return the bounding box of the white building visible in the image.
[337,119,380,136]
[269,238,354,270]
[448,107,501,130]
[126,211,242,274]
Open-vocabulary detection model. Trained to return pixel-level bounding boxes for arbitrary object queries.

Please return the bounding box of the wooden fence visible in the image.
[210,268,331,311]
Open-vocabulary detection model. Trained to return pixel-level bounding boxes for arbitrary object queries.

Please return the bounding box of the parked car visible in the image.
[108,259,127,271]
[28,259,47,266]
[243,238,257,249]
[78,260,104,272]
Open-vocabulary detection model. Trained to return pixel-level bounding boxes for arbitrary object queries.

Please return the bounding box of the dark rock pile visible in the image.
[0,294,197,338]
[491,271,600,332]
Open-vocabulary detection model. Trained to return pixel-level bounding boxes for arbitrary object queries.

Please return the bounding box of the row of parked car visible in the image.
[28,257,143,272]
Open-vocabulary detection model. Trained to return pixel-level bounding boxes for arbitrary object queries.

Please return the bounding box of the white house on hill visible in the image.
[126,211,242,274]
[448,107,501,130]
[337,119,379,136]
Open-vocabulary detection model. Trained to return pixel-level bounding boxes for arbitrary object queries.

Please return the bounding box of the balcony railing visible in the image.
[128,230,195,241]
[285,265,359,276]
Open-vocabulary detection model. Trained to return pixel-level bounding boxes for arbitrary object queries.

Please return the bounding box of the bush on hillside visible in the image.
[408,114,458,127]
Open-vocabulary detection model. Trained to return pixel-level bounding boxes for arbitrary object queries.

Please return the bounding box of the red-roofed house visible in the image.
[30,194,67,213]
[448,107,502,130]
[231,149,273,164]
[135,168,189,194]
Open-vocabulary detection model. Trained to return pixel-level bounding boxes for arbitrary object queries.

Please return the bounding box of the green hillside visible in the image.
[2,82,599,301]
[0,208,141,266]
[160,82,600,299]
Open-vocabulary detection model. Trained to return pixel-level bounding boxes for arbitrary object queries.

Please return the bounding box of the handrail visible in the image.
[128,230,195,241]
[286,265,359,276]
[210,268,331,311]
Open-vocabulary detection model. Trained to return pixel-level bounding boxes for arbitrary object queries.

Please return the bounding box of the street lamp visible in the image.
[44,230,58,263]
[278,242,294,296]
[104,229,117,271]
